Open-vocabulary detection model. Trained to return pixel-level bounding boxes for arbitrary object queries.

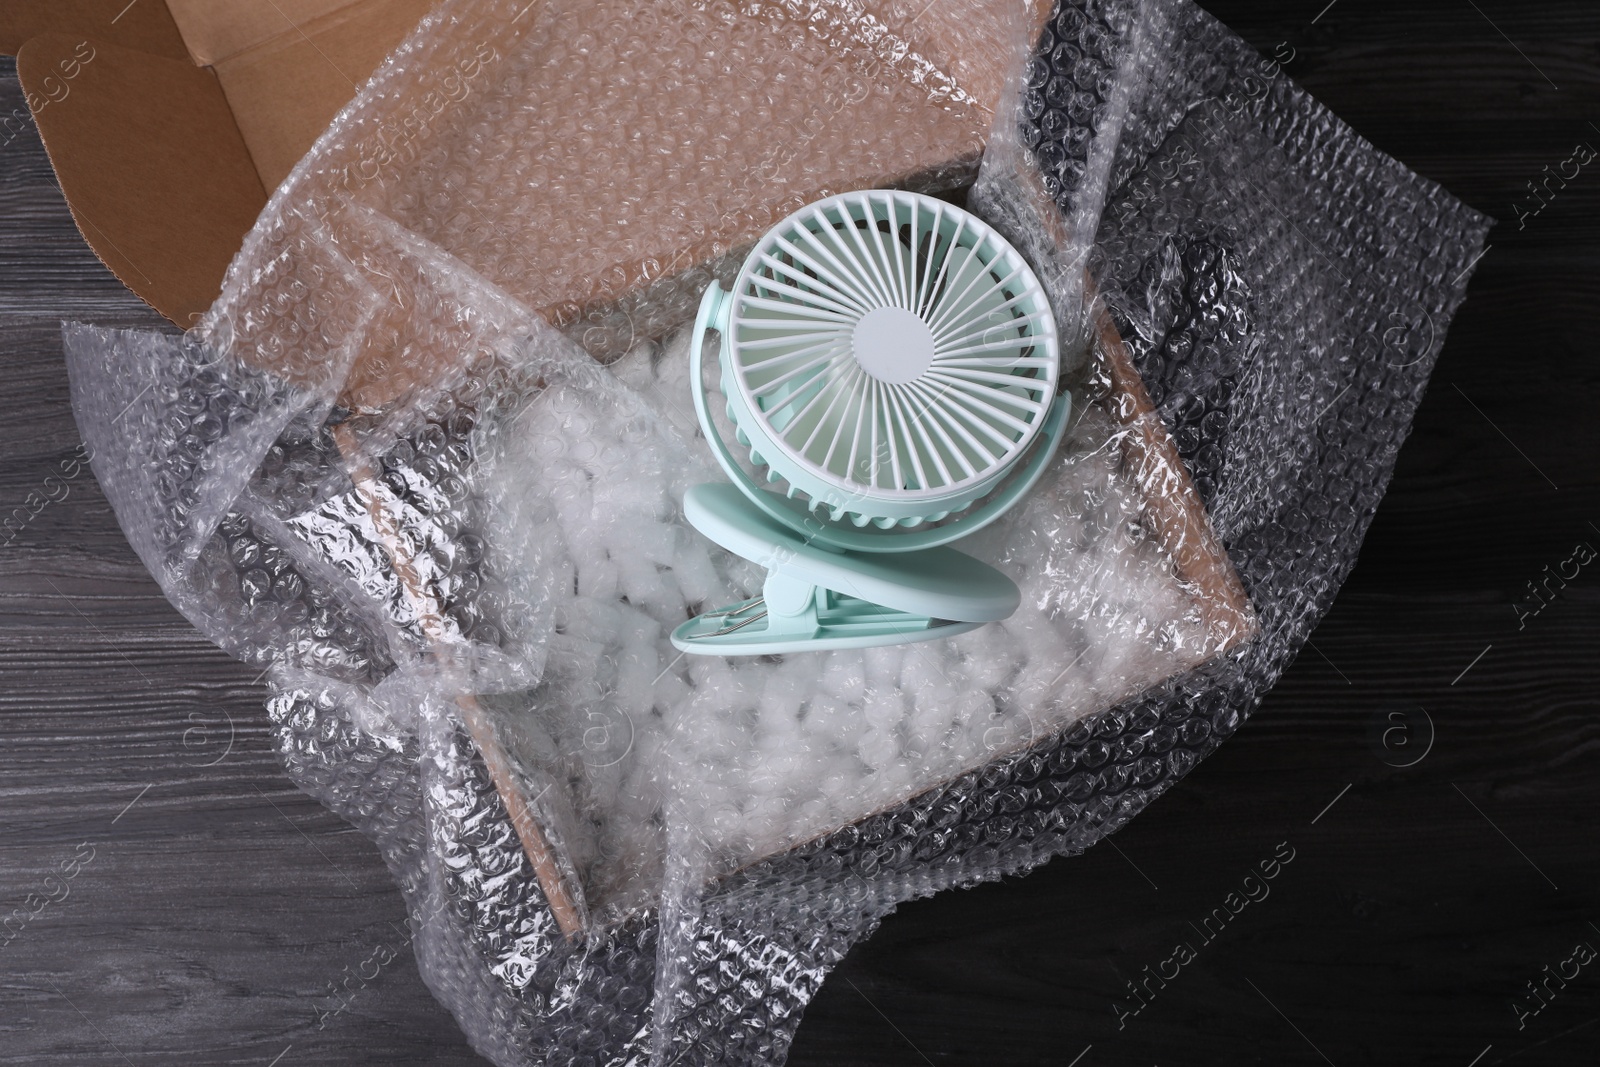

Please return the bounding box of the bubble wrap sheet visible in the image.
[59,0,1489,1063]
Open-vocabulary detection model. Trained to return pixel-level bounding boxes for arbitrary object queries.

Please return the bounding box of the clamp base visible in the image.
[671,483,1017,656]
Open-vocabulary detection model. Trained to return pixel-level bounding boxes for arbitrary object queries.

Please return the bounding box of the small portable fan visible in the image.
[672,189,1071,655]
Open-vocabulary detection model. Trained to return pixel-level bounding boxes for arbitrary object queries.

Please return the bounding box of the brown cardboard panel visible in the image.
[211,0,436,190]
[17,34,268,326]
[0,0,190,61]
[163,0,363,66]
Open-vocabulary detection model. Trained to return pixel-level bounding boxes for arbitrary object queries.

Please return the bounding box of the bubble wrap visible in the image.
[57,0,1490,1063]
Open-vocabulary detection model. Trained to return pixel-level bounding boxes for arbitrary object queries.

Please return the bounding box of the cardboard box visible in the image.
[4,1,1256,936]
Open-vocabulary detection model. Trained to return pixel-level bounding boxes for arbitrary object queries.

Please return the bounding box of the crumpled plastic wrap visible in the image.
[59,0,1489,1063]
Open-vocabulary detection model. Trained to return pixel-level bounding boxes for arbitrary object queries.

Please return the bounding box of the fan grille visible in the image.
[726,190,1059,525]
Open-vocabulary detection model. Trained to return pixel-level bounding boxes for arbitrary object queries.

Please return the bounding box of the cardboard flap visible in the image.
[164,0,362,66]
[18,34,268,326]
[0,0,190,61]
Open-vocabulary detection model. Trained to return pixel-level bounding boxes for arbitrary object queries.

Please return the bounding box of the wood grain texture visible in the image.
[1,0,1597,1063]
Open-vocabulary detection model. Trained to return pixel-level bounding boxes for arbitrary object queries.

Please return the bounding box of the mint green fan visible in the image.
[672,189,1071,655]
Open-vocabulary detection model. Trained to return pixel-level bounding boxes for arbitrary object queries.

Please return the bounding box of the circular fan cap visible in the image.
[724,190,1060,528]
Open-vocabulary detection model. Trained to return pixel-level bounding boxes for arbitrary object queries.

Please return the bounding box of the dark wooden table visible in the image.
[2,2,1596,1064]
